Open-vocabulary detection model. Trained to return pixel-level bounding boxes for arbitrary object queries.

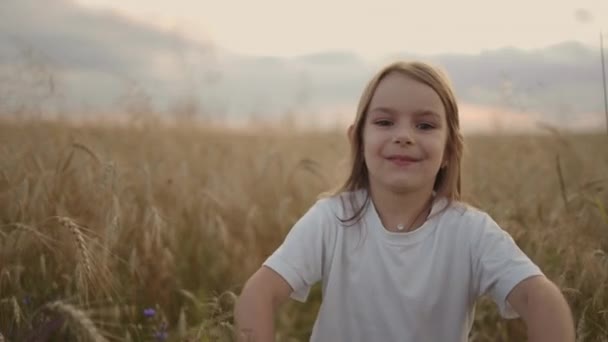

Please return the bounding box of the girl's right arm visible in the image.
[234,266,293,342]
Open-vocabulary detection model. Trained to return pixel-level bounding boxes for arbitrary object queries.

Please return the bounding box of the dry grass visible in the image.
[0,118,607,341]
[45,301,108,342]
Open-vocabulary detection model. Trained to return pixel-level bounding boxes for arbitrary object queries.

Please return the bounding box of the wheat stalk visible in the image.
[600,31,608,135]
[576,304,589,342]
[555,154,569,211]
[57,217,93,289]
[46,301,108,342]
[72,142,101,166]
[11,296,20,327]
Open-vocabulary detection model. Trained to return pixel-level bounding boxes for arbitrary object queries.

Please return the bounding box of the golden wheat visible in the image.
[0,119,606,341]
[58,217,93,287]
[46,301,108,342]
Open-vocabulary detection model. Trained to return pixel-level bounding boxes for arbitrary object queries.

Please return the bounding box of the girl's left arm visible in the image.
[507,275,575,342]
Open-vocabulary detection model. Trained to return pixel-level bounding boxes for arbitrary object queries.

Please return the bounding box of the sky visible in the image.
[0,0,606,132]
[74,0,606,58]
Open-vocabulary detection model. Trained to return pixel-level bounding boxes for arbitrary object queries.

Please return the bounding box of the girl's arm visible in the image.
[507,275,575,342]
[234,266,293,342]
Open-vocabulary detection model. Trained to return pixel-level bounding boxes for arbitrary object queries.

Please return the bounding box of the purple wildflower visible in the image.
[143,308,156,318]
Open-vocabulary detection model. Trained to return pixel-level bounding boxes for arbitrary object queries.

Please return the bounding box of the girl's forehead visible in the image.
[367,92,445,120]
[369,73,444,110]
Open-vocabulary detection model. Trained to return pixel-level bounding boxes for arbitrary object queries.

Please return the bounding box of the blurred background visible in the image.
[1,0,607,132]
[1,2,608,341]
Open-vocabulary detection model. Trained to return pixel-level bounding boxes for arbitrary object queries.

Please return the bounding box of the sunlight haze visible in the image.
[75,0,606,58]
[1,0,606,132]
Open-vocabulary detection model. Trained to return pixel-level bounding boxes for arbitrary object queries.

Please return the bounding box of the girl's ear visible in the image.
[441,154,449,168]
[347,124,355,144]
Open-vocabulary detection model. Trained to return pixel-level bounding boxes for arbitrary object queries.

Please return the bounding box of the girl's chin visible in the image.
[383,180,421,192]
[380,177,435,192]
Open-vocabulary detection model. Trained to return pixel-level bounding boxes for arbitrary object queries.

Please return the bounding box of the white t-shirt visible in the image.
[263,189,543,342]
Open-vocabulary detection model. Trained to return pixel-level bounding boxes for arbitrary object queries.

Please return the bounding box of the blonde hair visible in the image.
[330,60,464,225]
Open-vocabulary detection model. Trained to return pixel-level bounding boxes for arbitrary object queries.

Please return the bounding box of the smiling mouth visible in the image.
[386,155,421,162]
[386,156,421,166]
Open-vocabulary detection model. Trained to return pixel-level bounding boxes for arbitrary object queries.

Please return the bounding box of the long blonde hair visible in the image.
[331,61,464,225]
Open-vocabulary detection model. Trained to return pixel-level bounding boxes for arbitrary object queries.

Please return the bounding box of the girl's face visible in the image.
[362,72,448,194]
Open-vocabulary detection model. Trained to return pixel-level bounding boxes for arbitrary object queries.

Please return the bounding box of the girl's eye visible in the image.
[374,120,393,127]
[417,123,435,130]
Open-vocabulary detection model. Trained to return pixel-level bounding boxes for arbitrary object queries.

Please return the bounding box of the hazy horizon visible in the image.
[1,0,607,132]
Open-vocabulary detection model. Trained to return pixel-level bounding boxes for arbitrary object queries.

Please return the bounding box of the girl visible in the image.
[234,61,575,341]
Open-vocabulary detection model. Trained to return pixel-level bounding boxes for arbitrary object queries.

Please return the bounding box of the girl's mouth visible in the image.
[386,156,421,166]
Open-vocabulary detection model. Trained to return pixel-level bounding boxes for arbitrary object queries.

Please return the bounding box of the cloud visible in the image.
[0,0,214,74]
[0,0,216,113]
[430,41,602,122]
[0,0,604,132]
[217,42,603,128]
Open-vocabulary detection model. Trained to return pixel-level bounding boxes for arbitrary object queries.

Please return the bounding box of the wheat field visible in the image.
[0,118,607,341]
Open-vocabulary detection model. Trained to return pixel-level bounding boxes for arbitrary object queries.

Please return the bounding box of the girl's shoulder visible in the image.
[438,199,506,236]
[313,189,369,223]
[442,200,485,219]
[317,189,370,208]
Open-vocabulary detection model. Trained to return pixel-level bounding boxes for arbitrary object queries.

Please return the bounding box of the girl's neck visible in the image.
[369,185,435,233]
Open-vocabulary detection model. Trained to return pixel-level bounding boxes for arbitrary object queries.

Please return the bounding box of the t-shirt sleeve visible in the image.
[472,212,544,319]
[262,199,330,302]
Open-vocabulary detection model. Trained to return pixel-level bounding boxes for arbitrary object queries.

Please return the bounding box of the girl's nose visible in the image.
[392,130,414,145]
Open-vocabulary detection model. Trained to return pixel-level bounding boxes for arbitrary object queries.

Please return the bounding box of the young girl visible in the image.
[234,61,575,341]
